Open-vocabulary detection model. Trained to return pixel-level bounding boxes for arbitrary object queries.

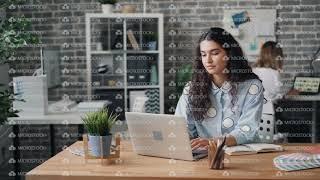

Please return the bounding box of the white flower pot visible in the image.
[88,134,112,157]
[101,4,113,14]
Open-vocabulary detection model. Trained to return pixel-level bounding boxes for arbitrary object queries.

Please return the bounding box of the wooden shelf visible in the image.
[92,85,160,90]
[91,50,159,55]
[86,14,164,113]
[127,85,159,89]
[92,86,124,90]
[91,73,124,76]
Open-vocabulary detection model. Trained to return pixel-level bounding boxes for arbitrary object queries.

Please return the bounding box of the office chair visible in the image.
[258,99,275,143]
[258,114,275,143]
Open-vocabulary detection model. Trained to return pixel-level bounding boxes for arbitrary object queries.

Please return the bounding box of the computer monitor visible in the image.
[41,47,61,88]
[293,77,320,94]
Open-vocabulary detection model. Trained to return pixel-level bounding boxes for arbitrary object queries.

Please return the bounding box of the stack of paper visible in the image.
[77,100,112,113]
[274,153,320,171]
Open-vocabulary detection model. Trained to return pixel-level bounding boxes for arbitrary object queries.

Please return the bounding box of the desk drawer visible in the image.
[275,101,317,143]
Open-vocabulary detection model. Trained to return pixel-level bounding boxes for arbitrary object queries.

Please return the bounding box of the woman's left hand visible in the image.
[191,136,237,151]
[191,137,212,150]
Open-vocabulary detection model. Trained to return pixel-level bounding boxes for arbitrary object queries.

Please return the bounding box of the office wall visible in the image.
[5,0,320,112]
[4,1,320,178]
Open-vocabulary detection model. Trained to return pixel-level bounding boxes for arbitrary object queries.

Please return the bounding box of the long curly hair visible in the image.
[188,27,260,121]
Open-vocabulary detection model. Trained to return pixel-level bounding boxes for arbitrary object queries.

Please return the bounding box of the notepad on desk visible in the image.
[225,143,284,155]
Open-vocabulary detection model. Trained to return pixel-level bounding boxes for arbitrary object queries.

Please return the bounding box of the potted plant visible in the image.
[0,90,20,125]
[82,108,119,157]
[98,0,117,14]
[0,3,38,125]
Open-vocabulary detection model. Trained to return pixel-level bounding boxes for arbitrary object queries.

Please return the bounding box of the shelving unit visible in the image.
[85,13,164,120]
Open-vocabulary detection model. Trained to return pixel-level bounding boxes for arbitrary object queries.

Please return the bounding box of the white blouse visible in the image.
[175,79,264,144]
[252,67,284,114]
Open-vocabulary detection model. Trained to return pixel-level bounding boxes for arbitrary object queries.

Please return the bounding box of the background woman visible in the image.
[252,41,299,114]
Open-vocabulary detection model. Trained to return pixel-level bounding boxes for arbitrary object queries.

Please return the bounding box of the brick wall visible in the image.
[6,0,320,113]
[3,0,320,179]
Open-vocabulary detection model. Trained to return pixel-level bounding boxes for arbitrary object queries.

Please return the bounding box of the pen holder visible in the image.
[208,137,226,170]
[83,133,120,165]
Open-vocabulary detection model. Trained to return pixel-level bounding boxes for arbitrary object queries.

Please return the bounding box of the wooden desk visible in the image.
[26,141,320,180]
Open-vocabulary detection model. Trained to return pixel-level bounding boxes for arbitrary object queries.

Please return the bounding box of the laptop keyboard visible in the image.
[192,148,208,159]
[192,147,207,154]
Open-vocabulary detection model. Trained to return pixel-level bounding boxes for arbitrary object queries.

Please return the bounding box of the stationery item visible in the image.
[77,100,112,113]
[68,147,85,157]
[225,143,283,156]
[127,29,139,50]
[208,136,226,170]
[68,145,119,157]
[126,55,150,86]
[274,153,320,171]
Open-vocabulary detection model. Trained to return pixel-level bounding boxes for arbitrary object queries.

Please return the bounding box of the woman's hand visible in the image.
[191,135,237,150]
[287,89,300,96]
[191,137,211,150]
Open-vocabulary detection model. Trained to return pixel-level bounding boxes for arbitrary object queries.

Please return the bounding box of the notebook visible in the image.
[225,143,283,155]
[274,153,320,171]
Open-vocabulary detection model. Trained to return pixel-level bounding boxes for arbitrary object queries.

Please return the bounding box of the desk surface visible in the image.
[7,112,84,125]
[285,95,320,101]
[26,141,320,180]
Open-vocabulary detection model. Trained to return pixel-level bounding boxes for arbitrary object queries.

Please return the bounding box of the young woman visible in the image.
[252,41,299,112]
[175,27,264,150]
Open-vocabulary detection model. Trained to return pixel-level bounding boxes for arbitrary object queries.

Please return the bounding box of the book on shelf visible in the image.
[225,143,283,156]
[127,29,140,50]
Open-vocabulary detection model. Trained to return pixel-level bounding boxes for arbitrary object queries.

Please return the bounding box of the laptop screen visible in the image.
[293,77,320,93]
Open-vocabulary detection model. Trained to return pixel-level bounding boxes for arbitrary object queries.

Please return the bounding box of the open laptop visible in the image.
[125,112,208,161]
[293,76,320,95]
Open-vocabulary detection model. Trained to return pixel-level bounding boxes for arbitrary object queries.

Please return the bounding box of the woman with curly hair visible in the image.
[175,27,264,149]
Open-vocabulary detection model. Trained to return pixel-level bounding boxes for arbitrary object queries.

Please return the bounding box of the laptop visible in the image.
[293,76,320,95]
[125,112,208,161]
